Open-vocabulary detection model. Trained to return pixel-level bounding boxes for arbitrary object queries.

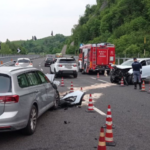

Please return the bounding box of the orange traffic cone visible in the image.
[103,105,115,129]
[87,94,95,112]
[97,73,100,79]
[0,61,3,65]
[70,81,74,93]
[97,127,106,150]
[80,87,85,101]
[120,78,124,86]
[105,117,116,146]
[61,77,64,87]
[141,81,146,92]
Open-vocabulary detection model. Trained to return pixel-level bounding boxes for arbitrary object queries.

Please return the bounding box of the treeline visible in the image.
[0,39,27,54]
[66,0,150,57]
[13,34,68,54]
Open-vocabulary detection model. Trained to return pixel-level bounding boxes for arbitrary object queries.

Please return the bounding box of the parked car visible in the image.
[14,58,33,67]
[44,57,54,67]
[110,58,150,84]
[50,58,78,78]
[0,67,59,135]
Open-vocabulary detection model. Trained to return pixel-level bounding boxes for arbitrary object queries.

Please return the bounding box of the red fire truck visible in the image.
[78,43,115,74]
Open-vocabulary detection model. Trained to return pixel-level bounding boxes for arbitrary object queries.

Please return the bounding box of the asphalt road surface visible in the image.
[0,57,150,150]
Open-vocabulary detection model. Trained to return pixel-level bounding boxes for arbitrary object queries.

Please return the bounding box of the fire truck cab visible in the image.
[78,43,115,74]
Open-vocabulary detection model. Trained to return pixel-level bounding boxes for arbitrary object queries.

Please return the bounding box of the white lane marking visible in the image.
[98,79,109,83]
[93,107,106,116]
[82,96,106,116]
[91,77,96,80]
[41,69,43,71]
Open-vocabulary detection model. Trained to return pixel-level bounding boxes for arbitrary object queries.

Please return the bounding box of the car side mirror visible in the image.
[14,61,16,63]
[31,61,33,63]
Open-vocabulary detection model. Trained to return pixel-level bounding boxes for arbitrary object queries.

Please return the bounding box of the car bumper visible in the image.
[0,111,27,132]
[57,70,77,75]
[45,63,51,66]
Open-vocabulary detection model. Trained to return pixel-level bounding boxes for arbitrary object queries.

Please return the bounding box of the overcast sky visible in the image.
[0,0,96,42]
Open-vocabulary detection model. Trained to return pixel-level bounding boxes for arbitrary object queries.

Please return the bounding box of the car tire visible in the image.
[22,105,37,135]
[110,74,115,83]
[52,90,60,110]
[54,69,58,78]
[50,67,53,74]
[73,73,78,78]
[128,75,134,85]
[82,64,86,74]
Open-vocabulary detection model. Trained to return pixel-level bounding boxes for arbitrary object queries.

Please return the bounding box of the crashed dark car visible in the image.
[110,58,150,85]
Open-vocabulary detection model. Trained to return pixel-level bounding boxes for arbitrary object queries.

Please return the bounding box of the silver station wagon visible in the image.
[0,67,59,135]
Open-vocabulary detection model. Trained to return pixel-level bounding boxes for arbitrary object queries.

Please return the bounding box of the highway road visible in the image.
[0,57,150,150]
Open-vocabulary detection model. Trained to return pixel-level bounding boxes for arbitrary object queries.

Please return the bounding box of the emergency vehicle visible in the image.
[78,43,115,74]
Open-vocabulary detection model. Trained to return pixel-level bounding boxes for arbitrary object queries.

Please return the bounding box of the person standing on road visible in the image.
[132,58,142,89]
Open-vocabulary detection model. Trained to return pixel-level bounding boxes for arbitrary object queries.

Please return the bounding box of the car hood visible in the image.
[115,65,132,69]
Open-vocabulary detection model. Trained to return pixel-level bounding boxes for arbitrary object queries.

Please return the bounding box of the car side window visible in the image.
[37,71,50,83]
[26,72,41,86]
[17,74,29,88]
[146,60,150,65]
[141,61,146,66]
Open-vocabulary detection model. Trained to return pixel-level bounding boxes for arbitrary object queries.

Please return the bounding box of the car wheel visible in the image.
[54,69,58,78]
[110,74,115,83]
[82,64,86,74]
[128,75,134,85]
[53,90,60,110]
[73,73,78,78]
[22,105,37,135]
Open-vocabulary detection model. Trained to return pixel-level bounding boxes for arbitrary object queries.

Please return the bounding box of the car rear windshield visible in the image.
[0,74,11,93]
[47,58,53,61]
[59,59,76,63]
[18,59,30,63]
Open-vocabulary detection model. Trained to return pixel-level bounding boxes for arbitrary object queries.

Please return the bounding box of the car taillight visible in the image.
[0,95,19,104]
[59,65,63,67]
[15,63,19,65]
[29,63,33,65]
[73,65,77,67]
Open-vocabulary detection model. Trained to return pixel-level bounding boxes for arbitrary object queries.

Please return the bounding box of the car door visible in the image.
[25,71,48,115]
[141,60,150,78]
[36,71,55,107]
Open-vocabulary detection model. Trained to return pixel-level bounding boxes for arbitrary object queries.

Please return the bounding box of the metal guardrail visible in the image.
[0,55,44,67]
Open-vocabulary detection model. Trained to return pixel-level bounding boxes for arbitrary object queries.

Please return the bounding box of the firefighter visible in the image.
[132,58,142,89]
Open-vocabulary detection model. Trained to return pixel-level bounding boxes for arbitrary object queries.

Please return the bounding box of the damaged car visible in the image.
[110,58,150,85]
[45,74,85,106]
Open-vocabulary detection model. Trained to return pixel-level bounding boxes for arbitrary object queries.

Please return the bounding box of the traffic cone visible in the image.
[87,94,95,112]
[103,105,115,129]
[61,77,64,87]
[97,127,106,150]
[0,61,3,65]
[120,78,124,86]
[70,81,74,93]
[104,70,108,77]
[105,118,116,146]
[141,81,146,92]
[80,87,85,101]
[97,73,100,79]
